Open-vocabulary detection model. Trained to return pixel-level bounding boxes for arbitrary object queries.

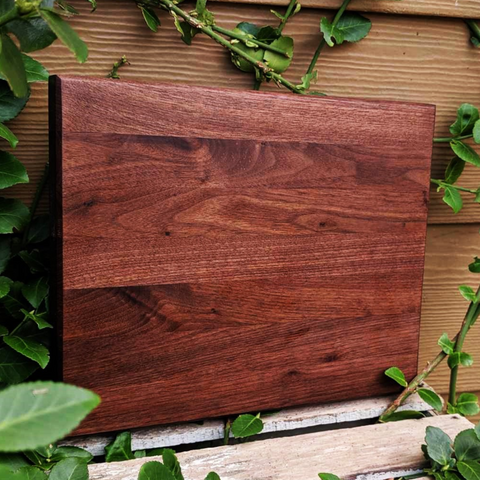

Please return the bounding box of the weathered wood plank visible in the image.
[5,1,480,223]
[88,415,473,480]
[61,392,433,456]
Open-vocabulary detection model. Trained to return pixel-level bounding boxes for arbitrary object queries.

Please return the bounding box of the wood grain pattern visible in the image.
[87,415,474,480]
[5,1,480,223]
[53,76,434,435]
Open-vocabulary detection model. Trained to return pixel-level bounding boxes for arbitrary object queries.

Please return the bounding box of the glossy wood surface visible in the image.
[52,76,434,435]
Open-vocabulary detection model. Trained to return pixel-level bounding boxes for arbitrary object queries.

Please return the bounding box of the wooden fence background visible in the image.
[6,0,480,421]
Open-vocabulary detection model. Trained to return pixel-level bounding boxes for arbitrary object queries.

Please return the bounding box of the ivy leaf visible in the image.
[263,36,293,73]
[22,277,49,309]
[16,466,48,480]
[454,429,480,461]
[38,10,88,63]
[0,198,29,234]
[20,310,52,330]
[450,140,480,167]
[205,474,221,480]
[0,81,29,123]
[231,413,263,438]
[0,276,12,300]
[458,461,480,480]
[163,449,184,480]
[138,461,176,480]
[22,55,49,83]
[0,124,18,149]
[459,285,478,303]
[140,6,161,32]
[450,104,479,137]
[0,382,100,451]
[384,366,408,387]
[445,471,462,480]
[0,452,30,471]
[318,474,342,480]
[418,388,443,411]
[7,17,56,53]
[0,34,28,98]
[442,186,462,214]
[438,333,455,355]
[0,151,29,190]
[425,426,453,466]
[105,432,134,462]
[50,446,93,463]
[473,120,480,144]
[320,13,371,47]
[456,393,480,416]
[444,157,465,185]
[3,335,50,369]
[469,257,480,274]
[380,410,424,422]
[49,457,88,480]
[448,351,473,369]
[0,347,38,384]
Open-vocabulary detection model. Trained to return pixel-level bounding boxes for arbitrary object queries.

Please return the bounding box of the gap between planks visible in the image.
[88,414,473,480]
[62,391,433,457]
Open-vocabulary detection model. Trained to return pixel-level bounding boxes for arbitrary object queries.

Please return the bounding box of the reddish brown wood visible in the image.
[50,76,435,436]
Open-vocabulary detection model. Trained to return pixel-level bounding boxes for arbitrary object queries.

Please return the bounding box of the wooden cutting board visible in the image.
[50,76,435,436]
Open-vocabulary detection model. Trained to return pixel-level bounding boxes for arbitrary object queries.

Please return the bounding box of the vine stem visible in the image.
[277,0,298,34]
[434,134,473,143]
[305,0,352,76]
[156,0,305,94]
[430,178,478,194]
[212,25,290,58]
[448,289,480,405]
[21,162,50,248]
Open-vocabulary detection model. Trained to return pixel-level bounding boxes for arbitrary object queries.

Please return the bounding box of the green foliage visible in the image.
[417,388,443,412]
[105,432,135,462]
[139,6,161,32]
[454,430,480,461]
[318,474,342,480]
[469,257,480,274]
[0,198,29,234]
[0,124,18,149]
[320,12,371,47]
[137,458,221,480]
[49,457,89,480]
[439,333,456,355]
[384,366,408,387]
[0,33,28,98]
[442,186,463,214]
[380,410,424,422]
[456,393,480,416]
[445,157,465,185]
[0,381,100,452]
[450,104,479,137]
[231,413,264,438]
[459,285,479,303]
[425,427,454,466]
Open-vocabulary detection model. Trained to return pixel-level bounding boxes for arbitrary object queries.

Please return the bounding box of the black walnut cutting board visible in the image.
[50,76,435,436]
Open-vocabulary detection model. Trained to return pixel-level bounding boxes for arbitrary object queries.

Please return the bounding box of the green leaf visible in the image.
[0,276,12,299]
[0,326,7,336]
[138,461,176,480]
[38,10,88,63]
[231,43,264,73]
[469,257,480,274]
[196,0,207,15]
[445,157,465,184]
[418,388,443,411]
[3,335,49,369]
[263,36,293,73]
[22,277,48,309]
[87,0,97,12]
[49,457,88,480]
[0,452,30,471]
[450,140,480,167]
[231,414,263,438]
[471,36,480,48]
[442,186,463,214]
[15,466,48,480]
[0,347,37,384]
[163,449,184,480]
[27,215,50,244]
[459,285,478,303]
[257,26,279,42]
[0,34,28,98]
[22,55,49,83]
[7,17,56,53]
[425,426,453,465]
[476,422,480,441]
[296,71,317,92]
[457,393,480,417]
[0,198,29,234]
[179,23,199,46]
[0,381,100,451]
[0,237,10,274]
[235,22,260,37]
[438,333,455,355]
[320,13,371,47]
[0,81,29,123]
[458,461,480,480]
[380,410,424,422]
[20,310,52,330]
[0,151,29,190]
[450,104,479,137]
[19,250,46,274]
[455,429,480,461]
[105,432,134,462]
[140,6,161,32]
[384,366,408,387]
[473,120,480,144]
[318,474,342,480]
[50,446,93,463]
[448,352,473,369]
[0,124,18,148]
[205,474,221,480]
